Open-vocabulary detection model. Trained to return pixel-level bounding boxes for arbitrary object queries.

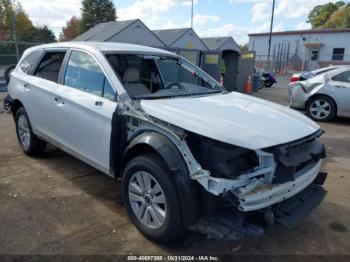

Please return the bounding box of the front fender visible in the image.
[123,131,200,225]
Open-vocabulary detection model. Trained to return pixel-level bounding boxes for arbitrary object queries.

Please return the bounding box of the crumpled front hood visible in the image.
[140,92,320,149]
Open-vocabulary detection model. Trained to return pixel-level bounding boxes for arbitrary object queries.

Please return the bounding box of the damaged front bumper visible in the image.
[238,159,322,211]
[191,130,326,212]
[188,130,328,241]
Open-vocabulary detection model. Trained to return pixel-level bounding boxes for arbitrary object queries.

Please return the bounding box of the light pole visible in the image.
[191,0,194,28]
[11,0,20,62]
[267,0,275,68]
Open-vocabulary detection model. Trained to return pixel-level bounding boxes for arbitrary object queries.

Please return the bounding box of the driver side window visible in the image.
[106,54,161,97]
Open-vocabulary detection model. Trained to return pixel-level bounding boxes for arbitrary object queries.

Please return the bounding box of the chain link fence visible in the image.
[0,40,47,67]
[255,53,350,74]
[0,41,48,91]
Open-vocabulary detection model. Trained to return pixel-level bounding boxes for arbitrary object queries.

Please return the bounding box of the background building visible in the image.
[202,37,241,91]
[73,19,244,90]
[74,19,165,48]
[153,28,208,65]
[248,28,350,71]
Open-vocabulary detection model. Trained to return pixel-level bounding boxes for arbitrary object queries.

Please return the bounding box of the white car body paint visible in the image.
[141,92,319,150]
[7,42,327,225]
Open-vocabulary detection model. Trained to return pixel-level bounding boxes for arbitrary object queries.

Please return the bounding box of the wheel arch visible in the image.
[123,132,185,174]
[10,99,24,118]
[121,131,200,225]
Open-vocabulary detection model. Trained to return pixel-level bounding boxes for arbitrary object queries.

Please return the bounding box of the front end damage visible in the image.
[186,130,327,241]
[118,96,327,242]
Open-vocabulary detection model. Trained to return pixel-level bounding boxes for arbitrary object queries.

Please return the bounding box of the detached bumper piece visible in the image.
[268,129,326,183]
[188,209,243,242]
[275,184,327,229]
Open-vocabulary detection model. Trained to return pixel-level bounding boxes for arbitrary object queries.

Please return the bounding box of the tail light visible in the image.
[290,76,300,82]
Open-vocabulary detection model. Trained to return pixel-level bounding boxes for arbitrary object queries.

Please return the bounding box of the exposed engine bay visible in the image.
[118,97,327,241]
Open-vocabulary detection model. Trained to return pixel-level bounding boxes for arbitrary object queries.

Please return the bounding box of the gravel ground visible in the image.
[0,76,349,257]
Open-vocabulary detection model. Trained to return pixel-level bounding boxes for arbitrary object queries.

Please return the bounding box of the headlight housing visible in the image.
[185,133,259,179]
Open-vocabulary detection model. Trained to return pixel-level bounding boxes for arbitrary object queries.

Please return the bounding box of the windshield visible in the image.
[105,53,224,99]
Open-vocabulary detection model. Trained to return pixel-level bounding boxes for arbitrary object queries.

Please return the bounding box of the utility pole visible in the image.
[267,0,275,66]
[11,0,20,62]
[191,0,194,28]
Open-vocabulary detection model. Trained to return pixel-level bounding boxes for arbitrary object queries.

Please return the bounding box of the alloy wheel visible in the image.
[309,99,331,120]
[128,171,167,229]
[17,115,31,150]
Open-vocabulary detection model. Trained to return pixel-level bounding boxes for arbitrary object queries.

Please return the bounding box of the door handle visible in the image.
[94,101,103,108]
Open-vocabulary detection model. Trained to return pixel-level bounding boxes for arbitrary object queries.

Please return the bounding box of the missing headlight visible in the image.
[186,132,259,179]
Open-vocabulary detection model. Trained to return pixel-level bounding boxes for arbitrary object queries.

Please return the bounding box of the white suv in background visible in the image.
[6,42,328,242]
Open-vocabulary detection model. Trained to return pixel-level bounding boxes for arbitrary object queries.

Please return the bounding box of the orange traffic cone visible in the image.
[245,75,252,94]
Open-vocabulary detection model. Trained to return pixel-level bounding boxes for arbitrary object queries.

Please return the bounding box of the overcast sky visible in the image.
[18,0,339,44]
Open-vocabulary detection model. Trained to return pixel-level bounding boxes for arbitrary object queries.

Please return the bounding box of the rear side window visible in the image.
[19,51,41,74]
[34,51,66,83]
[332,71,350,83]
[64,50,115,99]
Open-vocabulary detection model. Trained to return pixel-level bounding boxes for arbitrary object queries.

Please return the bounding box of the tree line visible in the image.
[1,0,349,44]
[0,0,116,43]
[307,1,350,29]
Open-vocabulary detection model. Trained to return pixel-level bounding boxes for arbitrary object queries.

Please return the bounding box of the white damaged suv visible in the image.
[5,42,327,242]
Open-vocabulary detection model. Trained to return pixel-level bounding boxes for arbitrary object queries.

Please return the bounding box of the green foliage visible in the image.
[33,26,57,42]
[307,1,346,28]
[80,0,116,33]
[323,3,350,28]
[0,0,56,42]
[0,0,14,40]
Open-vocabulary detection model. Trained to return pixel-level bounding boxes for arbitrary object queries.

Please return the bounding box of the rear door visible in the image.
[55,49,117,172]
[10,50,43,126]
[20,49,67,139]
[329,70,350,117]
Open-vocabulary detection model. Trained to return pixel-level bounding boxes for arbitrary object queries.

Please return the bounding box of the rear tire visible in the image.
[122,153,184,242]
[15,107,46,156]
[306,96,336,122]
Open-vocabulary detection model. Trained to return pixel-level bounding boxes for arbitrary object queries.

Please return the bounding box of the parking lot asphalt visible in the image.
[0,76,349,256]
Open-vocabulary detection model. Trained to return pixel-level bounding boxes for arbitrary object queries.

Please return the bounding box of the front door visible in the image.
[55,49,117,173]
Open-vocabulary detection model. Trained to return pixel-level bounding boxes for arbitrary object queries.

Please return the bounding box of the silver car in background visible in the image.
[290,67,350,122]
[288,65,348,95]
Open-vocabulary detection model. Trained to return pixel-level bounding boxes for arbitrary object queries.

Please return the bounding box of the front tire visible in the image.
[306,96,336,122]
[122,153,183,242]
[15,107,46,155]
